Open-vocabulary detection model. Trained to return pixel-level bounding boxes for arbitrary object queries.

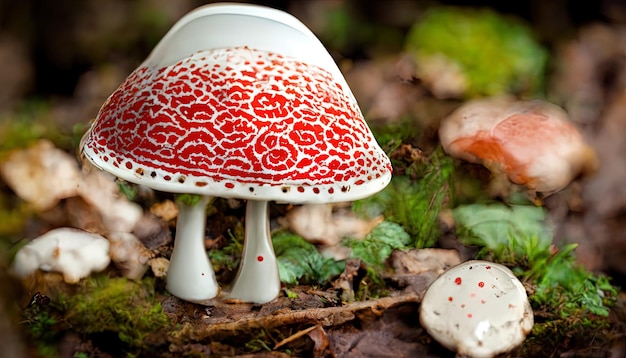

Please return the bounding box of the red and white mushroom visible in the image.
[439,96,597,200]
[420,260,533,357]
[81,4,392,303]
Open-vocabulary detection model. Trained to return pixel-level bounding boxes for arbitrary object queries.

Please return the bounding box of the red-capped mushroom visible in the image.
[439,96,597,200]
[81,4,392,303]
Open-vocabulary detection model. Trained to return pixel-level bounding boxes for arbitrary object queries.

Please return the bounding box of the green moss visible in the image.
[175,193,206,207]
[344,221,410,269]
[209,222,244,272]
[115,180,139,202]
[21,277,170,356]
[405,6,548,98]
[272,230,344,285]
[369,119,421,157]
[522,315,614,356]
[21,292,67,358]
[354,148,454,248]
[62,276,170,349]
[244,330,273,353]
[0,101,75,156]
[23,308,60,357]
[347,149,453,299]
[0,199,33,244]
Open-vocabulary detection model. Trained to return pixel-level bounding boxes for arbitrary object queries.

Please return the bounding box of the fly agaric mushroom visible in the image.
[420,260,533,357]
[439,96,597,200]
[80,4,392,303]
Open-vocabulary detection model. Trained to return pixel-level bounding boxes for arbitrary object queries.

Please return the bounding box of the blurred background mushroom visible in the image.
[438,96,597,202]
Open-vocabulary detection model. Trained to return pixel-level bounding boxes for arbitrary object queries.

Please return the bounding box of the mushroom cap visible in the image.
[81,4,391,203]
[439,96,596,194]
[12,227,111,284]
[419,260,533,357]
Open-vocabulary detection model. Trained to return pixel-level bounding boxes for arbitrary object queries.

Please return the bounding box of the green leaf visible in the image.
[272,231,344,285]
[176,193,204,206]
[117,180,138,201]
[344,221,410,268]
[452,202,551,254]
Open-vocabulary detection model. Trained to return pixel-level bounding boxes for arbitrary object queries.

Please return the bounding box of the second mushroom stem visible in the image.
[228,200,281,303]
[166,195,219,303]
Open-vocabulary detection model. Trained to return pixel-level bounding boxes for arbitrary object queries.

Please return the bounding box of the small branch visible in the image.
[178,293,420,342]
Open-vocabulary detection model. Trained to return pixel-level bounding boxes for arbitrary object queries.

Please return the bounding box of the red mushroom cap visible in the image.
[82,46,391,202]
[439,96,596,194]
[82,4,392,202]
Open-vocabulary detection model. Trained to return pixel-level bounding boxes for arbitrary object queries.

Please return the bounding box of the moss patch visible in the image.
[62,276,171,351]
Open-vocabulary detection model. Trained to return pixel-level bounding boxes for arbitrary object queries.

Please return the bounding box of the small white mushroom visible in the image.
[419,260,533,358]
[12,227,111,284]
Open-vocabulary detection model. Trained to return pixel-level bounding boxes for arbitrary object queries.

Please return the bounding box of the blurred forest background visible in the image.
[2,0,626,356]
[0,0,620,104]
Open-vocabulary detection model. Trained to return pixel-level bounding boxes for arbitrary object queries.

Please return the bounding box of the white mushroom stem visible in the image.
[228,200,281,303]
[166,196,219,303]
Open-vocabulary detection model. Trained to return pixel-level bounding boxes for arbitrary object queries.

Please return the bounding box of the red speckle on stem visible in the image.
[448,296,453,302]
[481,299,486,304]
[454,277,462,285]
[486,265,491,269]
[257,255,264,262]
[461,304,466,308]
[467,313,473,318]
[478,281,485,288]
[201,272,205,276]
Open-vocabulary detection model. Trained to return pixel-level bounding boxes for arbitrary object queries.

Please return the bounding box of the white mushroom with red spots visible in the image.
[439,96,597,200]
[80,4,392,304]
[12,227,111,284]
[419,260,533,358]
